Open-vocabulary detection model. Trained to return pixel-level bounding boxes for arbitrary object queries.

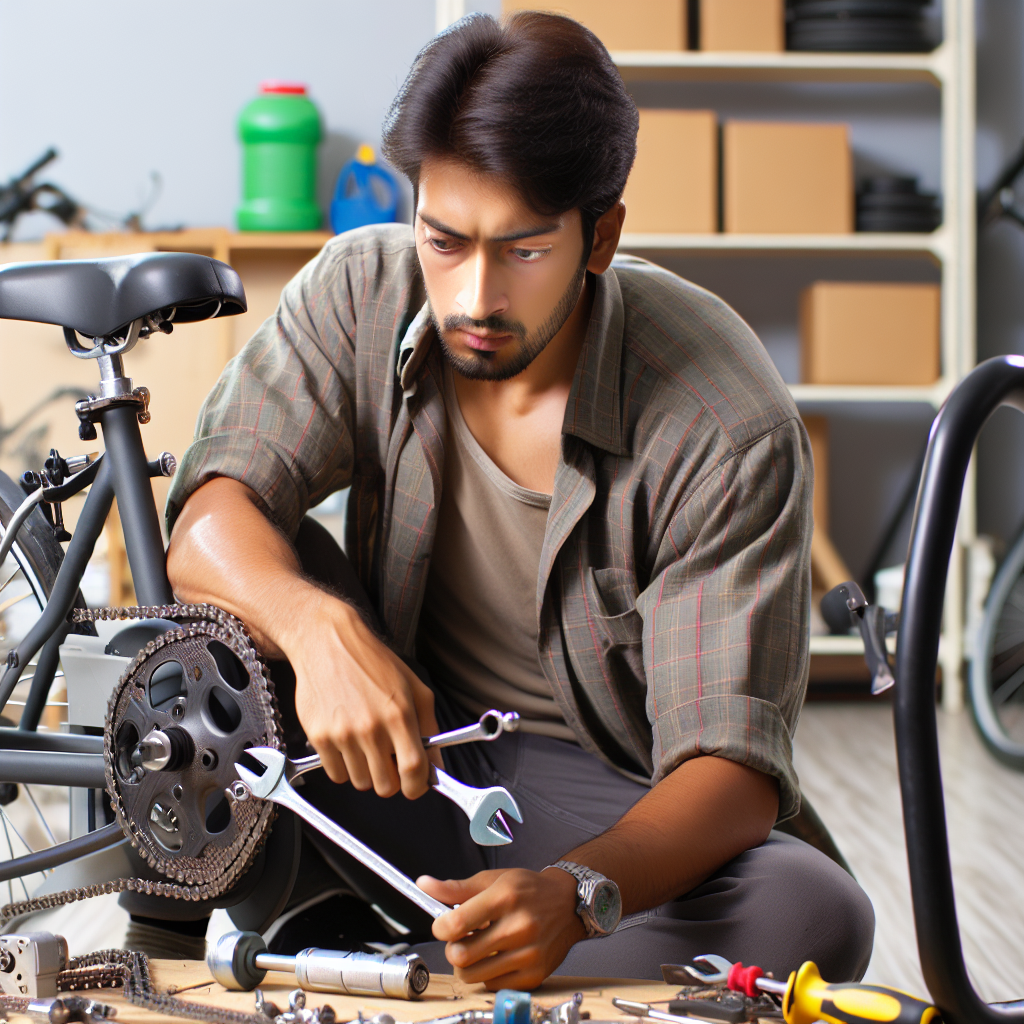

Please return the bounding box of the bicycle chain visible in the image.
[0,604,281,929]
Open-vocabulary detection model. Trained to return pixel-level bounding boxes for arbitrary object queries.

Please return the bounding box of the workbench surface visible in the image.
[27,961,679,1024]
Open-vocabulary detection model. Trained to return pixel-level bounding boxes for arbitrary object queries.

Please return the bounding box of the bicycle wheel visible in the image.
[969,524,1024,769]
[0,468,93,894]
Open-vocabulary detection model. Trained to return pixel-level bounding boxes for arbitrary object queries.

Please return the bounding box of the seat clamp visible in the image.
[75,386,151,441]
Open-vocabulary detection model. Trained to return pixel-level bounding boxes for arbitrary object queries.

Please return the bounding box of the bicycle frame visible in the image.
[0,344,172,787]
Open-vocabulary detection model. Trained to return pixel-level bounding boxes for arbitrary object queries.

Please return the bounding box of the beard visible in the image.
[430,260,587,382]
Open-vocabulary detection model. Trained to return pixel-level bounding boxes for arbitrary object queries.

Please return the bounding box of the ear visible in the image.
[586,201,626,275]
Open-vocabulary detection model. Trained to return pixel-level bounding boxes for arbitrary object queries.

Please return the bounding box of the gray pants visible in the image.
[284,520,875,982]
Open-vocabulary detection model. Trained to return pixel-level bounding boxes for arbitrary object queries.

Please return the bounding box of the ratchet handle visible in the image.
[781,962,941,1024]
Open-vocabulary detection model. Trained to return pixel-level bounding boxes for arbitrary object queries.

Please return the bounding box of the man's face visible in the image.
[415,157,588,382]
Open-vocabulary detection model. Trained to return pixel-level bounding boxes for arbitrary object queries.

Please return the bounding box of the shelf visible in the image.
[618,231,944,259]
[611,46,945,85]
[788,382,947,406]
[810,635,898,655]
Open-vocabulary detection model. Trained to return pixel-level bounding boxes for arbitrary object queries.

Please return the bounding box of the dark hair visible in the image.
[382,11,638,254]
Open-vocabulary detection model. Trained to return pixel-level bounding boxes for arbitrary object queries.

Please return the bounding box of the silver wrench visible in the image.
[274,749,522,846]
[429,766,522,844]
[424,710,520,749]
[234,747,449,919]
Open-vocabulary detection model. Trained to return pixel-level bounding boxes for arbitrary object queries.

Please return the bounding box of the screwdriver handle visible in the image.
[780,961,941,1024]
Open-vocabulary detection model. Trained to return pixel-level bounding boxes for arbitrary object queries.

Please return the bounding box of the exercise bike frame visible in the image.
[897,354,1024,1024]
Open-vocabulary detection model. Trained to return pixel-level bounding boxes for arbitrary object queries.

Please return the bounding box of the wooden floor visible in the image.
[793,702,1024,1002]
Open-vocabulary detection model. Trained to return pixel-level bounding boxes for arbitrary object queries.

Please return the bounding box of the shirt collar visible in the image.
[397,266,627,456]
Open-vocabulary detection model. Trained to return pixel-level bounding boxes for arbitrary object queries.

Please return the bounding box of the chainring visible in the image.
[104,611,281,894]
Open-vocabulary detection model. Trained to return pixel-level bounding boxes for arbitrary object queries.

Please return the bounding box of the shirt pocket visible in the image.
[585,567,644,649]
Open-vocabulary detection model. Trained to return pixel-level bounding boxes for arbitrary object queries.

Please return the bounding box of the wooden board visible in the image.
[5,961,680,1024]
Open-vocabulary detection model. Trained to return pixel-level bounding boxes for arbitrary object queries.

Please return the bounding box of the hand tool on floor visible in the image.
[0,933,68,997]
[208,929,429,998]
[360,990,582,1024]
[26,996,116,1024]
[424,710,520,749]
[681,954,940,1024]
[233,747,449,919]
[256,988,336,1024]
[614,999,697,1024]
[260,747,522,846]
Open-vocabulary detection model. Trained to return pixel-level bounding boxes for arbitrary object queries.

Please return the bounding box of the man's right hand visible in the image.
[167,477,441,802]
[284,596,441,799]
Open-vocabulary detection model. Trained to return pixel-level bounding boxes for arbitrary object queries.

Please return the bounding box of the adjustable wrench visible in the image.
[280,751,522,845]
[234,747,449,919]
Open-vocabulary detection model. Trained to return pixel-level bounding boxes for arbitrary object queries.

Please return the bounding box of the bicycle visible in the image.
[0,251,305,936]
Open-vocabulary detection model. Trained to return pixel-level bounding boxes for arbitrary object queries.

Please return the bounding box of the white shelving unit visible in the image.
[435,1,976,706]
[611,3,976,706]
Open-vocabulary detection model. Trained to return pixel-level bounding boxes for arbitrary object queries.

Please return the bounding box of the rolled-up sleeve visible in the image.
[165,242,360,539]
[637,418,813,821]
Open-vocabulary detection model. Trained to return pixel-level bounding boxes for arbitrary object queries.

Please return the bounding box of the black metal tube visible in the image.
[0,729,102,754]
[0,460,114,714]
[0,822,123,883]
[0,749,105,787]
[98,404,172,605]
[895,356,1024,1024]
[18,622,71,731]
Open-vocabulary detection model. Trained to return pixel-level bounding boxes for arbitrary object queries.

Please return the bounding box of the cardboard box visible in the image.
[800,281,941,385]
[622,109,718,233]
[501,0,687,50]
[700,0,784,51]
[723,121,853,234]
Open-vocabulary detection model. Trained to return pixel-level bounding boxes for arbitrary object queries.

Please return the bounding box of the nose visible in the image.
[455,249,507,322]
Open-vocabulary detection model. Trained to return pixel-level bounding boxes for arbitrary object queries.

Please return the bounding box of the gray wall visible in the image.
[0,0,439,236]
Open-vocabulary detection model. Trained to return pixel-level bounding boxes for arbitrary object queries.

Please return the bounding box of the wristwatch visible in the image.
[545,860,622,937]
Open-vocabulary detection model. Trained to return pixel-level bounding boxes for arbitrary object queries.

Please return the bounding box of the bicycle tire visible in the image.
[969,524,1024,769]
[0,469,92,632]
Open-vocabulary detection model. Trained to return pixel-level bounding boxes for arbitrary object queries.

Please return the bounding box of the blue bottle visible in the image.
[330,145,399,234]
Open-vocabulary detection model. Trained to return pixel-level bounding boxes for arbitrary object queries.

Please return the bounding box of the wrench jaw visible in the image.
[472,795,523,846]
[683,954,734,985]
[234,747,286,800]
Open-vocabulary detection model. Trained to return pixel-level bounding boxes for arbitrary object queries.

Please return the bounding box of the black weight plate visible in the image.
[790,0,929,18]
[858,193,938,210]
[857,212,941,232]
[859,174,922,195]
[789,21,933,50]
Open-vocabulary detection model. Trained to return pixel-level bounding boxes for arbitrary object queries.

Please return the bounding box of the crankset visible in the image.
[101,606,282,897]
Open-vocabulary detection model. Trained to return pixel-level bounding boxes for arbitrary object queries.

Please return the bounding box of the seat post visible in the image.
[92,351,173,606]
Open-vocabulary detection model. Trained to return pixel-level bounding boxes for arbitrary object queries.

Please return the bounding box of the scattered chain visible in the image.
[0,604,281,929]
[57,948,265,1024]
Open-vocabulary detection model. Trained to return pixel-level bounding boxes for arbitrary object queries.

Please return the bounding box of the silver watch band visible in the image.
[544,860,619,937]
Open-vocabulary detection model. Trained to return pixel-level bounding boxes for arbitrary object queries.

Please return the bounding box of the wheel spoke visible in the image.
[994,664,1024,706]
[23,786,56,847]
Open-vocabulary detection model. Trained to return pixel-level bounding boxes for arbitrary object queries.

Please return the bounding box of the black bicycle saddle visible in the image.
[0,251,246,339]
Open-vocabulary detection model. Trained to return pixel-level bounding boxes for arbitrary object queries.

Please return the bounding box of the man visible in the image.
[167,11,873,989]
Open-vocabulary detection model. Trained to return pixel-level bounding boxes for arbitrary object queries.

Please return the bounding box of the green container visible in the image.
[237,81,322,231]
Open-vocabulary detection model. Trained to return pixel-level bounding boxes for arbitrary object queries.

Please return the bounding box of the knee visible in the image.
[758,834,875,981]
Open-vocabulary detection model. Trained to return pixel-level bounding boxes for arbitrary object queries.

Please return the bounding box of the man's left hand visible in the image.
[418,868,586,990]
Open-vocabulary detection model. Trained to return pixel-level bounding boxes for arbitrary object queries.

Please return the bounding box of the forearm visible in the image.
[166,476,350,659]
[557,755,779,913]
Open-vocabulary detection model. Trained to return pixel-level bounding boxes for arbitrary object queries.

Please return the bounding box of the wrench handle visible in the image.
[269,782,450,919]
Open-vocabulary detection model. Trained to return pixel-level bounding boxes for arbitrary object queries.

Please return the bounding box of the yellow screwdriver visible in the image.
[677,954,940,1024]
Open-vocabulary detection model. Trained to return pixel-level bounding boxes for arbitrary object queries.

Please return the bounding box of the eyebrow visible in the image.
[418,211,562,243]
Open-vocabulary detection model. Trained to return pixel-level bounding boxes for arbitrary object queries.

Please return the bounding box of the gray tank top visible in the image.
[417,368,576,742]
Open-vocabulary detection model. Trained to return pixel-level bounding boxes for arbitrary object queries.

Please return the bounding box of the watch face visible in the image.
[591,879,622,933]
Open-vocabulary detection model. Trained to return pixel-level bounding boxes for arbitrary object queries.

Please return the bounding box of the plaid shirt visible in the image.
[168,224,812,820]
